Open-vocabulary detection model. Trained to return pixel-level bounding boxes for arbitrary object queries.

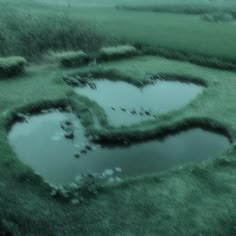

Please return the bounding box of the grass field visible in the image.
[5,2,236,66]
[0,1,236,235]
[73,7,236,62]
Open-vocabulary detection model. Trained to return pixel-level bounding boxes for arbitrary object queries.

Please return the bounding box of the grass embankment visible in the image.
[1,54,236,234]
[52,50,90,67]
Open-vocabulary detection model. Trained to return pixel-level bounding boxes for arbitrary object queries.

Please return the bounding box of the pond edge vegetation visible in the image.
[4,98,233,206]
[63,67,208,88]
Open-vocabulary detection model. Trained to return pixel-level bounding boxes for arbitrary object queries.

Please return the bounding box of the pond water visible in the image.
[8,111,230,185]
[74,79,203,126]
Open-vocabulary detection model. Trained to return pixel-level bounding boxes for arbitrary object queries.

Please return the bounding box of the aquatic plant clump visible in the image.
[0,56,27,77]
[99,45,137,60]
[52,50,90,67]
[50,170,123,204]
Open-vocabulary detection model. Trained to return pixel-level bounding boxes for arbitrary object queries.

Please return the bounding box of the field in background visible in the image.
[2,1,236,64]
[73,7,236,63]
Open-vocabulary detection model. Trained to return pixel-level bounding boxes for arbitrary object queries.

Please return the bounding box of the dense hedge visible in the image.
[52,50,90,67]
[0,56,27,77]
[98,45,137,60]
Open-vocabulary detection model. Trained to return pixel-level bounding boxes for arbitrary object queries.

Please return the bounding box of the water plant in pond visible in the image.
[50,169,123,204]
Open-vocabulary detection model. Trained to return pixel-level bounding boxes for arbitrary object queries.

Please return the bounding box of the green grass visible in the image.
[201,12,236,23]
[0,1,236,235]
[63,6,236,65]
[116,3,236,15]
[0,5,110,59]
[1,54,236,234]
[52,50,90,67]
[4,2,236,68]
[98,45,137,60]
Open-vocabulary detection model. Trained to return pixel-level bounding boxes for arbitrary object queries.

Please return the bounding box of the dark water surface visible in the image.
[75,79,203,126]
[8,112,230,185]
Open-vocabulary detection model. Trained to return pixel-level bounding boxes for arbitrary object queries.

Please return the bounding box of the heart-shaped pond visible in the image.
[8,111,230,185]
[74,79,203,126]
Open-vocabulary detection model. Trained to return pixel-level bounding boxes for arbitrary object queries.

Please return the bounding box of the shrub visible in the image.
[0,56,27,77]
[52,50,90,67]
[99,45,137,60]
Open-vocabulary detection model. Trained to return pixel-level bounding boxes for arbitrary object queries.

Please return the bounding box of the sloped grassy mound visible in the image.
[99,45,137,60]
[52,50,90,67]
[0,56,27,78]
